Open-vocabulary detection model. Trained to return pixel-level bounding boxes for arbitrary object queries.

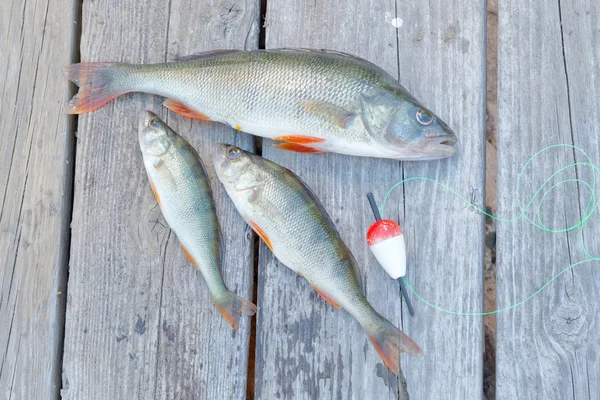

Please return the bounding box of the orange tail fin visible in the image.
[365,314,423,375]
[213,291,258,331]
[64,63,130,114]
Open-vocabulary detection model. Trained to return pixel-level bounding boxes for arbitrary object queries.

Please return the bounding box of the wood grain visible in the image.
[255,1,486,399]
[496,0,600,398]
[395,2,486,399]
[0,0,76,398]
[61,1,259,399]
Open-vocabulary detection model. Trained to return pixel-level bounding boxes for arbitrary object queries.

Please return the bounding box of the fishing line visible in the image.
[379,144,600,316]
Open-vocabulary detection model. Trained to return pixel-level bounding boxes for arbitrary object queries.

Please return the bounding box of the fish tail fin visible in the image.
[64,62,130,114]
[364,313,423,375]
[213,291,258,331]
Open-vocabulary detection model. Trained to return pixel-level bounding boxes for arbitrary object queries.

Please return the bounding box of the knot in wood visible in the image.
[548,300,588,349]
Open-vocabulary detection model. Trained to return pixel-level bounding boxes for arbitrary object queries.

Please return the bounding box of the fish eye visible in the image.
[416,109,434,126]
[150,119,160,128]
[228,147,241,159]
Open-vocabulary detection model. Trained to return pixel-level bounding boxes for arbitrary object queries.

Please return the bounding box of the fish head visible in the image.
[212,144,264,194]
[138,111,172,157]
[361,91,458,160]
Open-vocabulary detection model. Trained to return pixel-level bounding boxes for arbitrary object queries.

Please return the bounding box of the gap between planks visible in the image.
[246,1,268,397]
[483,0,499,399]
[55,0,83,398]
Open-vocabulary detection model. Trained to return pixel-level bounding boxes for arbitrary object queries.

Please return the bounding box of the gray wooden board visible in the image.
[497,0,600,399]
[61,1,259,399]
[0,0,76,398]
[395,2,486,399]
[255,1,485,399]
[496,0,600,399]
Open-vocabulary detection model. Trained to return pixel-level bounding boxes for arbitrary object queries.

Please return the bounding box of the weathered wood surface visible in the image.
[255,1,486,399]
[497,0,600,399]
[61,1,259,399]
[0,0,76,398]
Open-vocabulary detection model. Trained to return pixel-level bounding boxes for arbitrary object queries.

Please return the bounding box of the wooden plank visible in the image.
[395,3,486,399]
[61,1,259,399]
[496,0,600,398]
[255,1,485,399]
[0,0,76,398]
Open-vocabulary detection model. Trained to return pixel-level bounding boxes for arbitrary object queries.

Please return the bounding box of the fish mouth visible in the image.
[433,135,458,147]
[406,135,457,160]
[422,117,458,158]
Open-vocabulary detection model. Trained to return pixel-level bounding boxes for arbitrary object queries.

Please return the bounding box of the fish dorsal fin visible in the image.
[172,49,240,62]
[269,48,362,60]
[300,100,357,129]
[175,48,358,62]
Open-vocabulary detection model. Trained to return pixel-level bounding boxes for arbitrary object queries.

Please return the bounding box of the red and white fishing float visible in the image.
[366,219,406,279]
[365,193,414,315]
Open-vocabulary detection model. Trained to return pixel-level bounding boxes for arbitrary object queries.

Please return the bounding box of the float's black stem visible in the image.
[367,192,382,221]
[366,193,415,316]
[399,279,415,316]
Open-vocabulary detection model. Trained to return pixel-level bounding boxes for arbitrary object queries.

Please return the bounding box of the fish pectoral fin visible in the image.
[300,100,357,129]
[180,243,199,270]
[250,221,273,251]
[164,99,211,121]
[274,142,325,153]
[311,284,341,309]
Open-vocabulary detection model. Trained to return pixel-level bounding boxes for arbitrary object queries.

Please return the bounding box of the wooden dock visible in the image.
[1,0,598,398]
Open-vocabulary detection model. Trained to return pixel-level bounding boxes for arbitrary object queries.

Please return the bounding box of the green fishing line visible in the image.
[380,144,600,316]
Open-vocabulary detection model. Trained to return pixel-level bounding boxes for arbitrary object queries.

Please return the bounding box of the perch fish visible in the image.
[139,111,256,330]
[67,49,457,160]
[212,144,423,374]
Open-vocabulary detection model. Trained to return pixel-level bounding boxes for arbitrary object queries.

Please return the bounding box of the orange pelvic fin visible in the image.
[180,243,198,270]
[64,63,129,114]
[274,142,325,153]
[164,99,211,121]
[311,284,341,308]
[149,180,162,208]
[274,135,326,144]
[250,221,273,251]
